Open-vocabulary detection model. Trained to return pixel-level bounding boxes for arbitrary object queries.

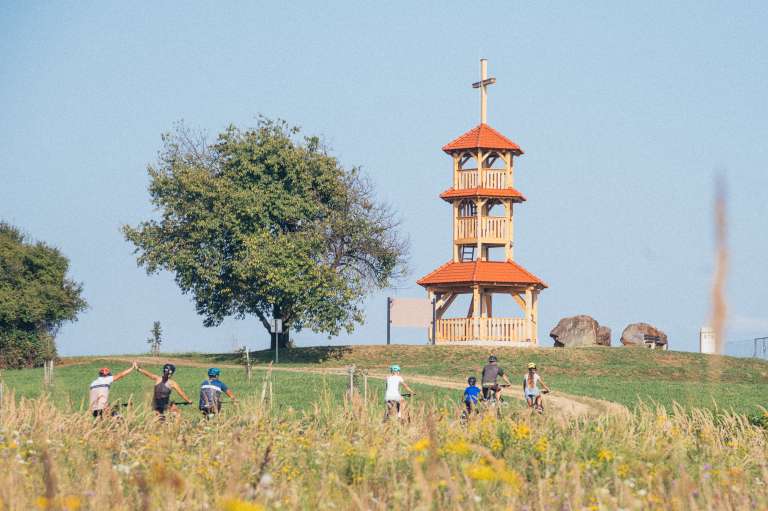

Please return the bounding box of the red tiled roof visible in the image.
[442,124,523,154]
[439,187,526,202]
[417,260,547,288]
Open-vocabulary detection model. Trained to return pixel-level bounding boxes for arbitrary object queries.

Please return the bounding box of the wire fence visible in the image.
[725,337,768,359]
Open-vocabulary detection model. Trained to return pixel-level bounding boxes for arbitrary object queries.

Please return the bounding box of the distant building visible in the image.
[700,326,716,354]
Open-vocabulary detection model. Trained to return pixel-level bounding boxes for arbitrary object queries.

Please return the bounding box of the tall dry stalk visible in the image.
[710,177,728,354]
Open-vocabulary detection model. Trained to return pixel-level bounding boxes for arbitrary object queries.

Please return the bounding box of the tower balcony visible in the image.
[431,317,533,344]
[456,168,508,189]
[455,216,507,244]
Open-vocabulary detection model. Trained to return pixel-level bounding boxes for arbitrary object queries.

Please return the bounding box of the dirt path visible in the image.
[108,356,626,418]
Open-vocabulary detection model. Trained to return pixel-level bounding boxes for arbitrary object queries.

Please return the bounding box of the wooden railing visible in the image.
[455,169,507,189]
[456,217,476,240]
[482,170,506,188]
[481,217,506,240]
[434,317,530,342]
[456,217,506,241]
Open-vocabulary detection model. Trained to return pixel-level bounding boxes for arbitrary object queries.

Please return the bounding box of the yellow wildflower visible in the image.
[466,464,496,481]
[409,437,430,452]
[35,497,49,510]
[534,437,548,453]
[63,495,82,511]
[597,449,614,462]
[220,499,265,511]
[616,463,630,478]
[513,423,531,440]
[441,440,472,456]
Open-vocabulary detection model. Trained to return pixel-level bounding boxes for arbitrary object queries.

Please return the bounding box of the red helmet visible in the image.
[99,367,111,376]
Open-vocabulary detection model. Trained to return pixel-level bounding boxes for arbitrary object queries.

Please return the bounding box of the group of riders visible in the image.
[89,355,550,420]
[385,355,551,419]
[88,361,235,419]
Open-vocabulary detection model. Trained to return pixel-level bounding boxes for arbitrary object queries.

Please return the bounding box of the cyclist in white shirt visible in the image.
[89,362,135,417]
[385,364,415,419]
[523,362,550,412]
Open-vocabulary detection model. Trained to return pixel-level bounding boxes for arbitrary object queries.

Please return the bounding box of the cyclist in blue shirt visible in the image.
[463,376,481,415]
[199,368,236,416]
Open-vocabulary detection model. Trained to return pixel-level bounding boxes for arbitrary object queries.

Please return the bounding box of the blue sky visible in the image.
[1,2,766,356]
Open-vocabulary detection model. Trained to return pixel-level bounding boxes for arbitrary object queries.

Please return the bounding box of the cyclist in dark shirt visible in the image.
[481,355,513,401]
[136,362,192,415]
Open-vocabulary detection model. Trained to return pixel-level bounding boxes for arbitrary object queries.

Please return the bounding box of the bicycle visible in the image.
[384,393,412,422]
[527,389,549,414]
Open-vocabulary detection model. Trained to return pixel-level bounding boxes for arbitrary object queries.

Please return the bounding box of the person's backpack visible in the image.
[199,379,222,410]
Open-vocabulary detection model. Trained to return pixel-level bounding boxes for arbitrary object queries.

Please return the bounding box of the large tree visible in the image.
[0,223,87,368]
[124,119,408,347]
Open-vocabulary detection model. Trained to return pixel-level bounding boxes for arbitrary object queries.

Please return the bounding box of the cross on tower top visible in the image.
[472,58,496,124]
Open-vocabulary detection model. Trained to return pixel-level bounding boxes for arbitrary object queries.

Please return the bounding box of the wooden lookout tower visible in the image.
[417,59,547,345]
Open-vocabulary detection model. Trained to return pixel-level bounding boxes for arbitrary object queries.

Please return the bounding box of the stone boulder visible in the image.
[550,315,611,347]
[620,323,668,348]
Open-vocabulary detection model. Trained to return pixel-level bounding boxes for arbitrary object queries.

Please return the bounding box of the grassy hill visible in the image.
[3,345,766,414]
[185,344,768,414]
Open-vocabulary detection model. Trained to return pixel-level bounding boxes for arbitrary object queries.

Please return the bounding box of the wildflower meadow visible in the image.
[1,389,766,511]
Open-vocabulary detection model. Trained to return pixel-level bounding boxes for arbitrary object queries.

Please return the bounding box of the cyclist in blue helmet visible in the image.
[385,364,414,419]
[199,367,236,417]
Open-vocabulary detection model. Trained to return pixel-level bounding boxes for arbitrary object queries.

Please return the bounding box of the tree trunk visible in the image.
[268,328,291,350]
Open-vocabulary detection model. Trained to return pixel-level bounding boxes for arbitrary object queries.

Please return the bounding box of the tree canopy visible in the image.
[124,119,408,346]
[0,223,87,368]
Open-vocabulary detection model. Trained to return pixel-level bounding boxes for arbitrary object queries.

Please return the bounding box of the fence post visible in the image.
[386,298,391,345]
[347,365,355,397]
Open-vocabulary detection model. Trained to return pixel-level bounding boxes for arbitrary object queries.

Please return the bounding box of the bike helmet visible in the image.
[528,362,536,369]
[488,355,497,363]
[208,367,221,378]
[98,367,111,377]
[162,363,176,375]
[390,364,401,372]
[468,376,477,386]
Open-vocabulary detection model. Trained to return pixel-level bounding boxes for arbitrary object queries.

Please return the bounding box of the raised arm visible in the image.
[225,389,236,401]
[170,380,192,403]
[136,365,160,382]
[112,364,134,382]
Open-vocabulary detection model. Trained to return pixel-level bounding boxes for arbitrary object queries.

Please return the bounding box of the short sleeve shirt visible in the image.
[481,364,504,385]
[89,375,114,411]
[199,379,229,409]
[464,386,481,403]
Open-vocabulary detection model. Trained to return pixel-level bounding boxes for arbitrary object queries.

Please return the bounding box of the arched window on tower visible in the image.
[485,199,505,217]
[458,199,477,218]
[457,152,479,189]
[482,151,507,188]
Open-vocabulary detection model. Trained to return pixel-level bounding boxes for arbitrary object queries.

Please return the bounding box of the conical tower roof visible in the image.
[442,123,523,154]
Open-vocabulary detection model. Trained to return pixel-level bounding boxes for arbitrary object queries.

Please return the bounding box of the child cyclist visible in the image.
[523,362,550,412]
[463,376,481,415]
[385,365,415,419]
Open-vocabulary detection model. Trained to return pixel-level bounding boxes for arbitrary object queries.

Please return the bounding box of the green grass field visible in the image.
[182,345,768,414]
[0,359,466,417]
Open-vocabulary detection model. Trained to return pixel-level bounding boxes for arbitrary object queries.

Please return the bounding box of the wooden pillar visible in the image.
[509,154,515,188]
[477,149,484,188]
[452,202,459,262]
[484,293,493,317]
[524,287,533,342]
[476,198,486,259]
[473,285,481,339]
[505,200,514,261]
[531,289,539,345]
[453,153,459,189]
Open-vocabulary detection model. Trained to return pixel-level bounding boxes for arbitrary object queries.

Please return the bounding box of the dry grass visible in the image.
[0,389,767,511]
